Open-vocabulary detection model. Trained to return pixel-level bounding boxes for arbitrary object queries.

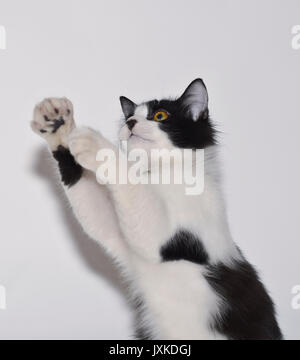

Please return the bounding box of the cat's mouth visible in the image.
[129,133,152,143]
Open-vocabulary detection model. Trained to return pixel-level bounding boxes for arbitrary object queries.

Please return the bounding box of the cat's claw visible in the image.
[31,98,75,150]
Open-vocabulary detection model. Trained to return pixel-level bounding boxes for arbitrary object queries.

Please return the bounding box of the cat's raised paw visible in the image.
[69,127,104,172]
[31,98,75,150]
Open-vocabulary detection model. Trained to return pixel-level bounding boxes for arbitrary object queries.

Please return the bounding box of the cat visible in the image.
[31,79,283,340]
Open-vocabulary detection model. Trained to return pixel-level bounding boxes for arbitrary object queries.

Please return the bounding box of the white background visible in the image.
[0,0,299,339]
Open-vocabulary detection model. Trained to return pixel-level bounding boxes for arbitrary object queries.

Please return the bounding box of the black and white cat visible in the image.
[31,79,283,340]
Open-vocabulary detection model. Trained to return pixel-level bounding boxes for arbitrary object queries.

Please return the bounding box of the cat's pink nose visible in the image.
[127,119,137,131]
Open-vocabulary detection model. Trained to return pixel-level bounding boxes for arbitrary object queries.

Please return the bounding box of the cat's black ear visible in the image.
[179,79,208,121]
[119,96,136,119]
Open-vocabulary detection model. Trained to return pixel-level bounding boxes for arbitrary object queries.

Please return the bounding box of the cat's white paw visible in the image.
[31,98,75,150]
[69,127,105,172]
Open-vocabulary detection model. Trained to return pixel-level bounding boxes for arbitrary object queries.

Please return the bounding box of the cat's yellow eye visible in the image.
[154,111,169,122]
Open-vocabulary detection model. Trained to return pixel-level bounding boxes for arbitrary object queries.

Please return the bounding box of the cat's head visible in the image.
[119,79,216,154]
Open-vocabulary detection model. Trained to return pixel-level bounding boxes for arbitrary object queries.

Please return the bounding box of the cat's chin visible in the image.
[129,134,152,143]
[119,125,153,144]
[125,135,156,154]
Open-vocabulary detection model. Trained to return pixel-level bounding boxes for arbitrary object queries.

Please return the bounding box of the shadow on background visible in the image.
[31,146,128,298]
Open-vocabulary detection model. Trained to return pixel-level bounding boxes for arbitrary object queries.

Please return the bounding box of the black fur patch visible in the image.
[155,99,216,149]
[205,259,283,340]
[161,230,209,265]
[52,145,83,187]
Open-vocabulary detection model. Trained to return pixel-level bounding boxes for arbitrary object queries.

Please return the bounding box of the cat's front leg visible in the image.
[67,129,168,262]
[31,98,128,263]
